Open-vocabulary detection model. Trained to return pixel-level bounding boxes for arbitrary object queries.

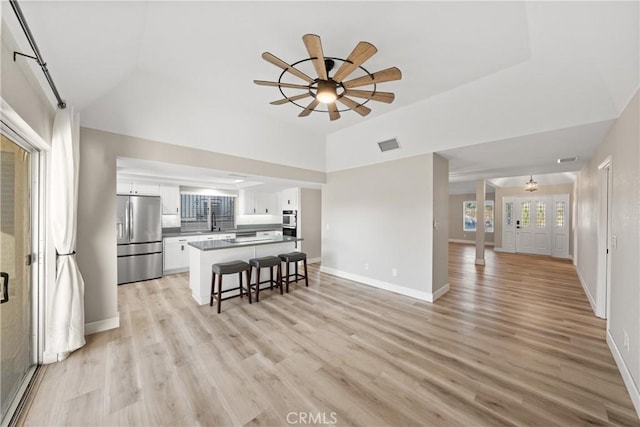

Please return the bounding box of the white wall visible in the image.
[321,153,448,301]
[78,127,326,326]
[1,23,54,142]
[81,70,327,172]
[576,90,639,414]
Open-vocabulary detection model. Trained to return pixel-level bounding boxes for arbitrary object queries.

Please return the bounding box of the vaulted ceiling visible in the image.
[3,1,638,176]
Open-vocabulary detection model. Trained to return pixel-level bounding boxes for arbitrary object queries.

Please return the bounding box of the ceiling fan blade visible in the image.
[342,67,402,89]
[328,102,340,121]
[261,52,315,83]
[254,80,310,90]
[299,99,320,117]
[332,42,378,82]
[337,96,371,117]
[344,89,395,104]
[270,93,312,105]
[302,34,328,80]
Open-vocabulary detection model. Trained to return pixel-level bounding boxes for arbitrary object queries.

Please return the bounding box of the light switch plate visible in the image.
[612,234,617,248]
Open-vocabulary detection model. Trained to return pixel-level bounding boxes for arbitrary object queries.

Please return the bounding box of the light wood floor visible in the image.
[20,244,639,426]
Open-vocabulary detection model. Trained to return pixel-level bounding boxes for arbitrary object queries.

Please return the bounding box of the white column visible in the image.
[475,179,486,265]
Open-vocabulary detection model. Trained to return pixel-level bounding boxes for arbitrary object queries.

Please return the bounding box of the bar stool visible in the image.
[278,252,308,293]
[248,256,283,302]
[210,260,251,313]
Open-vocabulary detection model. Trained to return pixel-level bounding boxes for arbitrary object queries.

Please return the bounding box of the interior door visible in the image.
[0,134,34,422]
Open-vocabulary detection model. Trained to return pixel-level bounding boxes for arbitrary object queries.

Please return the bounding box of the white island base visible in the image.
[188,239,299,305]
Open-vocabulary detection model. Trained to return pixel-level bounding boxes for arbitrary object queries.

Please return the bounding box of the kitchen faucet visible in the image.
[210,204,219,231]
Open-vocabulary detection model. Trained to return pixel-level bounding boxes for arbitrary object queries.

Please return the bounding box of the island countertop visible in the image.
[189,236,302,251]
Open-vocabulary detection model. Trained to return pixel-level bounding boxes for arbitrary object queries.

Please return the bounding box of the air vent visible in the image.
[557,156,578,164]
[228,173,249,178]
[378,138,400,152]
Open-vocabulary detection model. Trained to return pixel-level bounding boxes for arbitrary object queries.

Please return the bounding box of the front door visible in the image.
[0,134,35,423]
[514,197,552,255]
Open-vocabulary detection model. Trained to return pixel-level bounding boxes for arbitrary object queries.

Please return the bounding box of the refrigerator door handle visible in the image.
[124,198,131,241]
[129,200,134,240]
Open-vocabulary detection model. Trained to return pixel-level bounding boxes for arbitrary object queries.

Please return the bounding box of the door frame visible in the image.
[1,99,50,425]
[596,156,612,320]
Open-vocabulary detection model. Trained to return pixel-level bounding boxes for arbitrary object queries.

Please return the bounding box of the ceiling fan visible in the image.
[254,34,402,121]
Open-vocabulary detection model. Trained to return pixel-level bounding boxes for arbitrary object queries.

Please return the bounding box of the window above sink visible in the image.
[181,194,235,232]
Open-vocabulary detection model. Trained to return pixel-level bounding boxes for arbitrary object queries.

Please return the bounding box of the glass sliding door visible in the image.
[0,134,35,423]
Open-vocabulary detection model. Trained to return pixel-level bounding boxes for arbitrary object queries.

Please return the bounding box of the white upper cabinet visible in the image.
[281,187,299,211]
[239,190,257,215]
[240,190,278,215]
[159,184,180,215]
[256,192,277,214]
[117,181,160,195]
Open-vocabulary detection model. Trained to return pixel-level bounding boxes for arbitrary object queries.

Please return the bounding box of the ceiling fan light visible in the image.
[316,80,337,104]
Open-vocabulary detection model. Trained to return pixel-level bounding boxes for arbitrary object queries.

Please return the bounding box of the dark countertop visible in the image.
[163,223,282,238]
[163,230,237,238]
[189,236,301,251]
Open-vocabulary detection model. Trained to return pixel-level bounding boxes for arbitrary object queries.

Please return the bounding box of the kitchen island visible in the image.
[188,236,302,305]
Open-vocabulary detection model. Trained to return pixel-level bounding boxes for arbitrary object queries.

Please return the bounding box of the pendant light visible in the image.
[525,175,538,192]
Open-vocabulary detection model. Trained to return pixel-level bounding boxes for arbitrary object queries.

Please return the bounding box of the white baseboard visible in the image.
[432,283,450,302]
[493,247,509,253]
[307,257,321,264]
[475,259,486,266]
[448,239,495,246]
[85,314,120,335]
[320,266,448,303]
[576,267,602,318]
[607,330,640,418]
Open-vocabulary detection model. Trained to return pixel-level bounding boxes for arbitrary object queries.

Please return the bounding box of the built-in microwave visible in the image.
[283,210,297,229]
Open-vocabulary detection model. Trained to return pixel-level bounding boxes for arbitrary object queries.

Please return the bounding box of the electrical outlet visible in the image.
[623,330,630,351]
[364,263,369,271]
[326,224,330,231]
[392,268,397,277]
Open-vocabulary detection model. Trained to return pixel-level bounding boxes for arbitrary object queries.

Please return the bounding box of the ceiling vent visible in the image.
[228,173,249,178]
[378,138,400,152]
[557,156,578,164]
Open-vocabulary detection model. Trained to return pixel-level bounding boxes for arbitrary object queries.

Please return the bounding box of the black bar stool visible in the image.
[278,252,308,293]
[248,256,283,302]
[210,260,251,313]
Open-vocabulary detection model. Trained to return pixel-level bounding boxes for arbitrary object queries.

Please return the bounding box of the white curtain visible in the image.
[47,107,85,358]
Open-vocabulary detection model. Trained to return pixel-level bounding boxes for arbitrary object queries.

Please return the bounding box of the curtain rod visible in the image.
[9,0,66,109]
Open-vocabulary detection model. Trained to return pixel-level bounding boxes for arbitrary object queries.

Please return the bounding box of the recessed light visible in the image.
[557,156,578,164]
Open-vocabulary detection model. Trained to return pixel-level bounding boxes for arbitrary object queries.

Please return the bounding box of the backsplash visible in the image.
[236,214,282,225]
[162,214,181,228]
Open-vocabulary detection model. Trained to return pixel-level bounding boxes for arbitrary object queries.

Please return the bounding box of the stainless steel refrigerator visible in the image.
[116,195,163,285]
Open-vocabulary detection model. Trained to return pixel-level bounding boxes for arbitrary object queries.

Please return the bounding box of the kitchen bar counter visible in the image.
[189,236,300,251]
[163,223,283,238]
[188,236,301,305]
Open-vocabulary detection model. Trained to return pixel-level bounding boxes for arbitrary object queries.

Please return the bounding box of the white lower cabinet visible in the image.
[163,233,236,273]
[163,237,191,272]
